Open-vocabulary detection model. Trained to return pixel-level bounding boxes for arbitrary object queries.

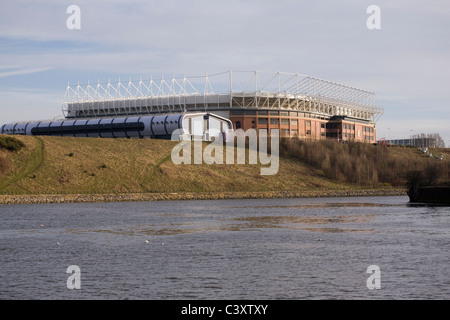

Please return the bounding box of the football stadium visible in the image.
[2,71,383,142]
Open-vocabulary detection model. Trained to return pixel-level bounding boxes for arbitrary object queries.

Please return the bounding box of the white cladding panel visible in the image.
[99,118,114,138]
[14,123,28,134]
[87,119,100,137]
[73,120,88,137]
[61,120,76,137]
[2,124,16,134]
[125,117,141,138]
[26,122,40,135]
[111,118,127,138]
[151,115,169,136]
[1,113,231,141]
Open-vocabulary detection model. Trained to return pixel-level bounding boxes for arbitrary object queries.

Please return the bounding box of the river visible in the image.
[0,196,448,300]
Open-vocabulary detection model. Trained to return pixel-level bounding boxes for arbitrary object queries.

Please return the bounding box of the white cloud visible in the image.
[0,67,52,78]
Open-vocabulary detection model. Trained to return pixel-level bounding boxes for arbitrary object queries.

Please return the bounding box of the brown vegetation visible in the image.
[1,135,447,198]
[0,136,25,152]
[0,135,354,195]
[0,157,9,174]
[280,139,449,187]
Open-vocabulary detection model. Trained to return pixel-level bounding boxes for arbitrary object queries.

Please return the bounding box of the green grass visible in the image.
[0,136,44,193]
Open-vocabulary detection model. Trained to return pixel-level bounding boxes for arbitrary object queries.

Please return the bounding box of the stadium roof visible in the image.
[63,71,383,121]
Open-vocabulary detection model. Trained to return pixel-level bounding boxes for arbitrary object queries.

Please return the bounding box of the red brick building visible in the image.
[229,111,376,143]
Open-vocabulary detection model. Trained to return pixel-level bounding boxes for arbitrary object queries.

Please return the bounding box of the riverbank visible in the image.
[3,135,443,205]
[0,188,406,205]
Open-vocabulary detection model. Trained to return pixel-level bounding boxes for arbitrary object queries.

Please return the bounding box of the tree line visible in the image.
[410,133,445,148]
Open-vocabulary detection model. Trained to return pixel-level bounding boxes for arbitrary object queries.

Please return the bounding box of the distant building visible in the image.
[386,138,437,148]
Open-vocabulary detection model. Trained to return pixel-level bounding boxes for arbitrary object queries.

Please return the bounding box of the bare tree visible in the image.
[410,132,445,148]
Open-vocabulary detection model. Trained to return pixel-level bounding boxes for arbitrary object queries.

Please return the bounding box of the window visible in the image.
[235,121,241,129]
[306,120,311,127]
[281,129,290,135]
[245,110,257,115]
[327,132,338,138]
[280,111,289,116]
[321,123,325,128]
[269,110,279,116]
[306,130,311,135]
[281,119,289,125]
[290,112,298,117]
[270,118,279,125]
[258,118,268,124]
[258,110,268,115]
[231,110,244,115]
[291,119,298,126]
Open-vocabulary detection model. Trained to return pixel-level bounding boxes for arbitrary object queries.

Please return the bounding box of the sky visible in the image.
[1,0,449,145]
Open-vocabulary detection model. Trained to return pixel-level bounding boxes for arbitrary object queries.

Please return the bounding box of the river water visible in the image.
[0,196,448,300]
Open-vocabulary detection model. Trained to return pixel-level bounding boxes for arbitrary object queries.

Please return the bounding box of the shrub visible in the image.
[0,136,25,152]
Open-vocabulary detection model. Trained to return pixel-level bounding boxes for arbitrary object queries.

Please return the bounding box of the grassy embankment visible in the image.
[0,135,448,204]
